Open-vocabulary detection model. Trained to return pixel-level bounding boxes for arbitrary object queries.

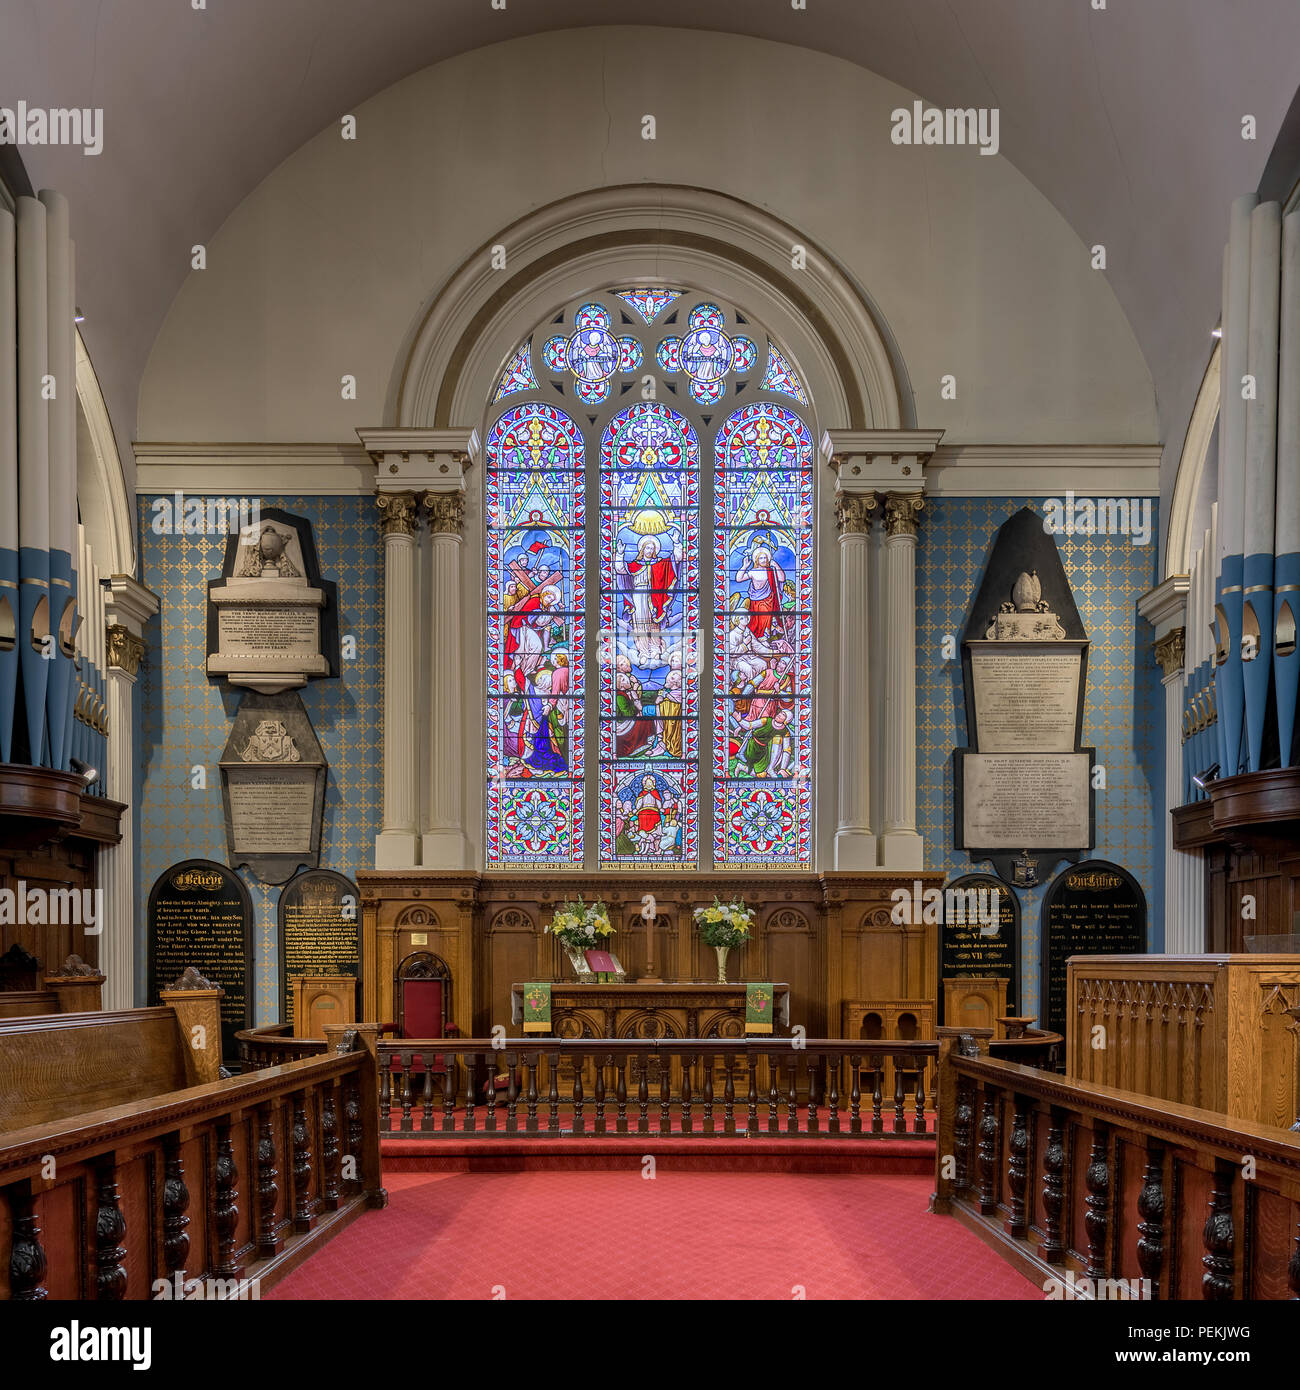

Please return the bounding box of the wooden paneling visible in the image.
[358,870,942,1041]
[1068,954,1300,1127]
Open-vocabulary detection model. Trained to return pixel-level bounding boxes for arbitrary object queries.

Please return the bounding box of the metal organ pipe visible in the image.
[0,209,17,762]
[1276,207,1300,768]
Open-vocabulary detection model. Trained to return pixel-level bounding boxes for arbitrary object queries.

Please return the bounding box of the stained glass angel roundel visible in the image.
[485,289,814,871]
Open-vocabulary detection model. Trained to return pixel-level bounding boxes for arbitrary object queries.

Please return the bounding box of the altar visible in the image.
[510,981,792,1039]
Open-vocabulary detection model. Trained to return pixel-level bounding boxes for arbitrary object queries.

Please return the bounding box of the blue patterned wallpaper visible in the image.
[135,495,383,1023]
[915,497,1163,1020]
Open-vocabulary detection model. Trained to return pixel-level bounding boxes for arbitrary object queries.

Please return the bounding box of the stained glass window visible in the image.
[485,402,585,868]
[599,402,701,869]
[713,403,813,867]
[484,290,813,870]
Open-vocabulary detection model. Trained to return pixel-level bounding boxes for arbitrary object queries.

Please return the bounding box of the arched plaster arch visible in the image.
[1165,341,1220,578]
[75,330,135,577]
[392,184,909,438]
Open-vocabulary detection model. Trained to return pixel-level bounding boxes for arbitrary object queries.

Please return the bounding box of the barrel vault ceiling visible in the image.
[3,0,1299,513]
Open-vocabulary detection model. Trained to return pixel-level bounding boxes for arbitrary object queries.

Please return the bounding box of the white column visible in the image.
[103,573,159,1009]
[1156,627,1205,952]
[422,487,467,868]
[879,490,925,869]
[834,490,877,868]
[375,491,420,868]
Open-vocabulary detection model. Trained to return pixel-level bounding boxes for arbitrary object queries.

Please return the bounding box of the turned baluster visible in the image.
[826,1055,840,1136]
[1202,1160,1235,1300]
[593,1054,607,1135]
[379,1053,392,1132]
[767,1055,780,1135]
[505,1053,519,1134]
[848,1054,862,1135]
[702,1052,715,1134]
[292,1093,315,1233]
[1038,1107,1066,1264]
[913,1061,927,1135]
[95,1156,128,1300]
[255,1105,280,1257]
[570,1055,584,1135]
[976,1087,1001,1216]
[892,1057,907,1134]
[398,1051,413,1132]
[615,1058,628,1134]
[422,1063,435,1131]
[746,1051,758,1135]
[215,1119,245,1272]
[659,1058,671,1135]
[681,1054,694,1135]
[1136,1142,1166,1299]
[486,1060,499,1133]
[1084,1125,1111,1279]
[547,1051,560,1135]
[524,1054,539,1133]
[722,1052,736,1136]
[344,1076,363,1195]
[805,1054,819,1135]
[162,1133,191,1273]
[953,1076,974,1191]
[320,1086,341,1212]
[636,1056,650,1135]
[871,1055,884,1133]
[442,1055,457,1131]
[786,1054,798,1134]
[7,1182,48,1300]
[1005,1094,1031,1238]
[465,1054,479,1133]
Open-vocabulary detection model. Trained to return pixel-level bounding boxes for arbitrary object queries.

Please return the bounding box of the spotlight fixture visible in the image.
[74,307,85,323]
[69,757,98,788]
[1192,763,1220,791]
[1211,326,1222,338]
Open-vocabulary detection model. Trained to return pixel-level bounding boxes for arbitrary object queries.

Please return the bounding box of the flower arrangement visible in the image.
[544,897,615,953]
[693,896,754,948]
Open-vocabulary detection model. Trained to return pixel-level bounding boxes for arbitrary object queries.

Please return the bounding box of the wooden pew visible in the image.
[0,991,61,1020]
[0,1029,387,1299]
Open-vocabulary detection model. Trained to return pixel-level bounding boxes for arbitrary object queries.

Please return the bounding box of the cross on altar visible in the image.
[640,893,662,982]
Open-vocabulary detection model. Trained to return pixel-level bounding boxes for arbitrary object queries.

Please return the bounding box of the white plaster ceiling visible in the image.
[3,0,1298,516]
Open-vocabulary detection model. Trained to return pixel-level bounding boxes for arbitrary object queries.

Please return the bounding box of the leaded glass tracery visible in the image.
[484,289,814,870]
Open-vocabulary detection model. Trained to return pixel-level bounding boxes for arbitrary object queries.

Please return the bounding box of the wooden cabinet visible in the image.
[290,975,358,1040]
[942,977,1008,1036]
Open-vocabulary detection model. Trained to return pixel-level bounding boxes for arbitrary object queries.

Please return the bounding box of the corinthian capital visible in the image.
[883,492,925,540]
[834,492,877,535]
[1154,627,1186,679]
[376,491,418,538]
[106,623,146,677]
[423,490,466,536]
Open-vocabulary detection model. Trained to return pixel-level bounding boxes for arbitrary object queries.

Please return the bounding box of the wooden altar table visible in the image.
[510,982,792,1039]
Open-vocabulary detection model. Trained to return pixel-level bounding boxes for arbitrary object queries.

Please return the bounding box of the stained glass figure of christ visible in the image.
[485,291,813,870]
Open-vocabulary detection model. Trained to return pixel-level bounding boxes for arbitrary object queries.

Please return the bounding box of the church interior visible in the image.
[2,0,1300,1334]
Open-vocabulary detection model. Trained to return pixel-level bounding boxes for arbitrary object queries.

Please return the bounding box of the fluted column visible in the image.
[1155,627,1201,951]
[834,491,877,868]
[880,491,925,869]
[103,574,158,1009]
[422,486,467,868]
[375,492,419,868]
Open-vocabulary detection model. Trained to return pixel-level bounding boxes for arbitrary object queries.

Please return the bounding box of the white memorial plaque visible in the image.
[228,768,319,855]
[969,643,1084,752]
[961,752,1090,848]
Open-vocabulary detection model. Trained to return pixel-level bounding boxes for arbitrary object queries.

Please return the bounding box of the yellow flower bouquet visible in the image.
[693,896,753,948]
[544,897,614,952]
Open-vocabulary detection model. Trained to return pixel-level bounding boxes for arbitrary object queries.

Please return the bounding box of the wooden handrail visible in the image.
[931,1030,1300,1300]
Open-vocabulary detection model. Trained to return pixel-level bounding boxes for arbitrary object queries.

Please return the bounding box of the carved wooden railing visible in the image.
[0,1037,386,1300]
[932,1028,1300,1300]
[236,1022,331,1071]
[375,1038,940,1138]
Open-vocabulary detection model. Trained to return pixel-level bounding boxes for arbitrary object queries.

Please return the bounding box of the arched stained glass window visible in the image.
[484,289,814,870]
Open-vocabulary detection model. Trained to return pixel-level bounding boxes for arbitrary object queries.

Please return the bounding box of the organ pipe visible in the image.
[1276,207,1300,767]
[0,209,17,761]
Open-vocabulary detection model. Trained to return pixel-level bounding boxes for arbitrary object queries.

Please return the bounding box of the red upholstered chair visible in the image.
[381,951,457,1080]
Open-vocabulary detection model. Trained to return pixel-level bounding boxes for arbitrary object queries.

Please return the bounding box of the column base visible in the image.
[374,831,419,870]
[879,830,925,871]
[421,829,468,870]
[834,828,878,870]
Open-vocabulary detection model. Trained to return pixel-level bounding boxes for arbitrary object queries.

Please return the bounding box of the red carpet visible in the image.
[269,1170,1040,1300]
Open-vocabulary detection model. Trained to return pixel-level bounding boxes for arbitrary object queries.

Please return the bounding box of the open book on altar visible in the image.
[584,950,626,981]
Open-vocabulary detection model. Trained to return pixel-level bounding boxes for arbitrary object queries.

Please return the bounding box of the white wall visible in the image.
[137,26,1157,446]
